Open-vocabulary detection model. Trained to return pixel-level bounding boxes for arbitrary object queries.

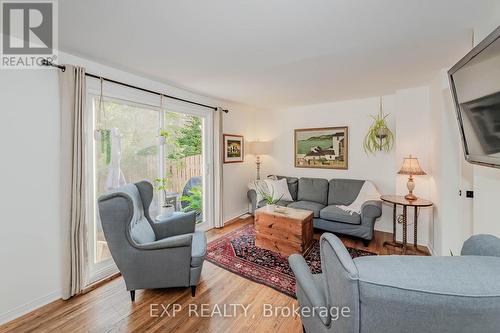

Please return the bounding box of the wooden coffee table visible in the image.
[254,206,314,256]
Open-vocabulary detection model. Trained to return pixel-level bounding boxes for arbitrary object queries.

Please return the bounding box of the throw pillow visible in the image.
[264,178,293,202]
[248,180,268,203]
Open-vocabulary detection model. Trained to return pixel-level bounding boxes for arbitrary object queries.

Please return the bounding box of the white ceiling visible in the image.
[59,0,496,109]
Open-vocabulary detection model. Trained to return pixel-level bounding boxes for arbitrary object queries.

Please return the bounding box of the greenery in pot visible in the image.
[154,177,171,201]
[254,181,284,206]
[363,109,394,154]
[154,177,175,212]
[181,185,203,222]
[96,129,112,165]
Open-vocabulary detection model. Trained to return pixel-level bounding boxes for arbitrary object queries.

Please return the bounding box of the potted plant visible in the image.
[181,185,203,223]
[254,182,283,212]
[93,128,112,165]
[363,99,394,154]
[154,177,175,217]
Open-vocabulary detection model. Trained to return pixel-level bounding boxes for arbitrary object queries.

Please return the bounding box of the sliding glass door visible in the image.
[86,81,213,284]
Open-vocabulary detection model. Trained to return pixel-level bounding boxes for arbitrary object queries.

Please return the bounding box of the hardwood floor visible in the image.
[0,217,429,333]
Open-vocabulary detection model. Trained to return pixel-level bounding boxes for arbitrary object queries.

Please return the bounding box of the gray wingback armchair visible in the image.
[98,181,207,301]
[290,233,500,333]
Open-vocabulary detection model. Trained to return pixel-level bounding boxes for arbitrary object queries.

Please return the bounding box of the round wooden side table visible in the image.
[380,195,433,254]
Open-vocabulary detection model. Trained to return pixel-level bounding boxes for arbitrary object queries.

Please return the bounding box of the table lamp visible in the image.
[398,154,426,200]
[249,141,272,180]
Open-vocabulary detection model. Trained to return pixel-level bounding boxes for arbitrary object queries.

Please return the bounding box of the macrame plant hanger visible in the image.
[96,77,111,165]
[159,94,166,144]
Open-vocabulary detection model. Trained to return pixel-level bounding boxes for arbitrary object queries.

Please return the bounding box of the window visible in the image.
[85,80,213,284]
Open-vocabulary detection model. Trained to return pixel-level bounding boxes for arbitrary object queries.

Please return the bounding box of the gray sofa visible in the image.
[98,181,207,301]
[248,176,382,245]
[289,233,500,333]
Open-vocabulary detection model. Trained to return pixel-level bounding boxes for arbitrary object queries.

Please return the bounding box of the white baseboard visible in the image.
[0,289,62,325]
[224,209,250,225]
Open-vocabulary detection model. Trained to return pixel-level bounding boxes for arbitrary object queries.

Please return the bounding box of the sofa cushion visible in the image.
[191,231,207,267]
[298,178,329,205]
[118,184,156,244]
[328,179,365,205]
[264,178,293,201]
[320,205,361,225]
[271,175,299,201]
[288,200,325,218]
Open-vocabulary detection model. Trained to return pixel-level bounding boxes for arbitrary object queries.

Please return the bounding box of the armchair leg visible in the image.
[191,286,196,297]
[130,290,135,301]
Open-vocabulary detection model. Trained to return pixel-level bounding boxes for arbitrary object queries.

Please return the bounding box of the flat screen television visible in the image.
[449,25,500,168]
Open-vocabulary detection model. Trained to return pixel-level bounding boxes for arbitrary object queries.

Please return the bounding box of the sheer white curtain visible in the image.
[213,108,224,228]
[59,65,88,299]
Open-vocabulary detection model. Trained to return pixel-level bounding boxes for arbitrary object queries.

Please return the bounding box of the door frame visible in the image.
[84,78,214,285]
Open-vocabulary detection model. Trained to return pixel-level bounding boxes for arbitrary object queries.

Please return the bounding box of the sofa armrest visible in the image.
[289,254,330,326]
[153,211,196,239]
[247,189,258,214]
[461,234,500,257]
[361,200,382,219]
[135,233,193,250]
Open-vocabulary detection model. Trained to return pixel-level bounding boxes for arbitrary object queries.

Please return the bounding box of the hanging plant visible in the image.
[94,77,112,165]
[100,129,112,165]
[159,128,169,144]
[363,98,394,154]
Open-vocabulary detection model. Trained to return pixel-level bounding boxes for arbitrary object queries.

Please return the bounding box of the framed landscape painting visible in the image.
[223,134,244,163]
[294,127,348,169]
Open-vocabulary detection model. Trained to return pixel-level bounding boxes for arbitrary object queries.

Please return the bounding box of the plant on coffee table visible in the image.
[254,182,283,210]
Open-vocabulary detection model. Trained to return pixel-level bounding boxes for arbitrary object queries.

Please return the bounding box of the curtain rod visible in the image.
[41,59,229,113]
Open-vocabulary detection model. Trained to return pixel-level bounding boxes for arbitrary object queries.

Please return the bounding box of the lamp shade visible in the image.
[249,141,272,155]
[398,155,426,175]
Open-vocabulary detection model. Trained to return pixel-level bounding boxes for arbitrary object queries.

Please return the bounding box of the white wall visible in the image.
[426,8,500,255]
[256,90,435,245]
[222,104,264,220]
[393,87,433,246]
[0,69,63,324]
[470,6,500,238]
[0,51,259,324]
[429,70,473,256]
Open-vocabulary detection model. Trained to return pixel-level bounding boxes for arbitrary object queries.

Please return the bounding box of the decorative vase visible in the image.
[266,204,276,212]
[375,127,389,139]
[161,204,175,217]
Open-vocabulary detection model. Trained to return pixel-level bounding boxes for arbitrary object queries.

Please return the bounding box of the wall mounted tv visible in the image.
[449,25,500,168]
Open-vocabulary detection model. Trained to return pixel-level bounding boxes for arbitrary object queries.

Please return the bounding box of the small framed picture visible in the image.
[223,134,244,163]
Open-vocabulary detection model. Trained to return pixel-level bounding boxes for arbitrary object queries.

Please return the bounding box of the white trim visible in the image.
[224,209,250,225]
[0,290,62,325]
[199,209,250,232]
[88,264,119,285]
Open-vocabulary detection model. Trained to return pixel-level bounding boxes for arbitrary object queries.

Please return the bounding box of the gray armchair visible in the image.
[98,181,206,301]
[290,233,500,333]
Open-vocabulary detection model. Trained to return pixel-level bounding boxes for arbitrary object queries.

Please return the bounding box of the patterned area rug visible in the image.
[206,224,376,297]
